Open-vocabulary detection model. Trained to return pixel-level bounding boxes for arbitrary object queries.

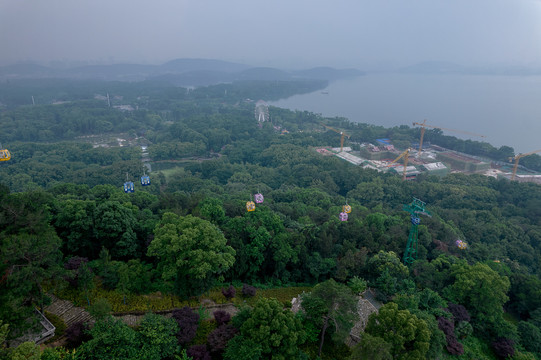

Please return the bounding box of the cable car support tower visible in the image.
[402,198,431,266]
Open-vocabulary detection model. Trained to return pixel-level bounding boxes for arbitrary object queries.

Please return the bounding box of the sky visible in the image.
[1,0,541,70]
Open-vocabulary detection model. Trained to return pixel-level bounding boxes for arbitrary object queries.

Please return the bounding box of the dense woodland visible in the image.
[2,78,541,359]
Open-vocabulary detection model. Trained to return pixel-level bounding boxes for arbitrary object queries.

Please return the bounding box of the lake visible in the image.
[270,73,541,154]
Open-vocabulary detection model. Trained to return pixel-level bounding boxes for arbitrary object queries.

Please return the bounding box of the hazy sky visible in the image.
[1,0,541,69]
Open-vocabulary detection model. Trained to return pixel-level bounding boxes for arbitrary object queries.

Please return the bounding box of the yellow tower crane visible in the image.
[387,148,411,181]
[413,119,486,157]
[510,149,541,180]
[320,123,350,152]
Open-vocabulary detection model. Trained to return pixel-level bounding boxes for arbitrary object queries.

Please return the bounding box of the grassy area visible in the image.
[154,165,186,180]
[503,311,520,325]
[54,280,312,314]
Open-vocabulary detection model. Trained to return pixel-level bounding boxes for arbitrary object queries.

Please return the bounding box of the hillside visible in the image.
[1,79,541,359]
[0,58,364,86]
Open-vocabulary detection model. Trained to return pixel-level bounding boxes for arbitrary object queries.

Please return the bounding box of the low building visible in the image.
[388,165,421,179]
[498,174,541,184]
[335,151,365,165]
[437,151,490,172]
[420,162,449,177]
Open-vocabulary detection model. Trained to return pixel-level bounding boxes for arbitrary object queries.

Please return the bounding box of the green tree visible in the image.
[53,199,95,257]
[147,212,235,296]
[88,298,112,320]
[0,321,8,359]
[518,321,541,354]
[224,298,305,360]
[444,262,510,318]
[198,197,226,225]
[366,250,409,281]
[93,201,138,259]
[365,302,430,360]
[348,276,368,295]
[9,341,41,360]
[76,317,138,360]
[301,279,359,356]
[137,313,179,360]
[77,262,94,306]
[0,230,64,329]
[349,333,392,360]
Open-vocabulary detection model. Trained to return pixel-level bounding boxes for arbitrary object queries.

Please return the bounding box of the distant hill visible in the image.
[159,58,249,73]
[61,63,157,81]
[237,67,292,81]
[0,63,60,78]
[0,58,364,85]
[150,70,236,87]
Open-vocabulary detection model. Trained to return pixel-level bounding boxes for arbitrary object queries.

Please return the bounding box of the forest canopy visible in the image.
[1,78,541,359]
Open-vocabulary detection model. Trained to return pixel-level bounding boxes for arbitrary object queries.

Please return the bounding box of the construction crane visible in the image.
[413,119,486,157]
[402,197,431,266]
[388,148,411,181]
[509,149,541,180]
[320,123,350,152]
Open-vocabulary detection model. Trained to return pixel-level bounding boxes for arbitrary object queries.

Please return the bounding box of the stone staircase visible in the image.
[45,295,94,329]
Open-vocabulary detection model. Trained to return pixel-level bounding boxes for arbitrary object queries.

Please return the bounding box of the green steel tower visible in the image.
[402,198,431,266]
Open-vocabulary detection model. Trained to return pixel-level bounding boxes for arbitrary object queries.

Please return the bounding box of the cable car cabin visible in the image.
[342,204,352,213]
[455,239,468,250]
[0,149,11,161]
[254,193,264,204]
[123,181,135,193]
[140,175,150,186]
[339,212,348,221]
[246,201,256,212]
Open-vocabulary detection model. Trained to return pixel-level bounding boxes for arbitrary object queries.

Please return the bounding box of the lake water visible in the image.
[270,73,541,154]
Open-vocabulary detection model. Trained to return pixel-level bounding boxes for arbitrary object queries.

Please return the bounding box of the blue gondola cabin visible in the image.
[124,181,134,193]
[141,175,150,186]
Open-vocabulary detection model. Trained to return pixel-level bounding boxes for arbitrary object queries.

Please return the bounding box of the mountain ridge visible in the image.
[0,58,364,85]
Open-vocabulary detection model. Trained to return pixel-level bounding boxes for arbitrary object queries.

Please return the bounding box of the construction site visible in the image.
[316,121,541,184]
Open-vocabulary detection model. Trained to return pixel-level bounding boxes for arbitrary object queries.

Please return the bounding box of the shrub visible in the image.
[518,321,541,353]
[438,316,464,355]
[491,337,514,359]
[44,311,66,343]
[191,320,217,346]
[447,303,471,323]
[65,321,91,348]
[241,284,256,297]
[187,344,211,360]
[207,324,238,354]
[88,298,112,320]
[222,285,236,301]
[65,256,89,271]
[172,307,199,345]
[64,256,89,287]
[455,321,473,339]
[213,310,231,326]
[348,276,367,295]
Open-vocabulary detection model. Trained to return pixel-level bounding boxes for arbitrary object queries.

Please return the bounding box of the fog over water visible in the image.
[270,73,541,154]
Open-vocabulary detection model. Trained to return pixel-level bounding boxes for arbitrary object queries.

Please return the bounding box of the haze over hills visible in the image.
[0,58,365,86]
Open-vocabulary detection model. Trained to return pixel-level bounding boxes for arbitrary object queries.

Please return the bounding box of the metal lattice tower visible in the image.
[402,197,431,266]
